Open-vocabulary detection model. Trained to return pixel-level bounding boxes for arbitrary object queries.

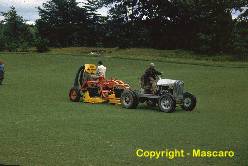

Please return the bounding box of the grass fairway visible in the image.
[0,50,247,165]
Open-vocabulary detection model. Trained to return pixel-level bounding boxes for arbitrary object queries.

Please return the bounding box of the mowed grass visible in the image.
[0,50,247,166]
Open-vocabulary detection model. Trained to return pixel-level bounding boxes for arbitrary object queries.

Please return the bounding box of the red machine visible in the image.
[69,64,130,104]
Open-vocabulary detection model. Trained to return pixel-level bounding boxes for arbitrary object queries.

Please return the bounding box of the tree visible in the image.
[93,0,148,48]
[84,0,109,47]
[36,0,94,47]
[1,6,33,51]
[232,7,248,60]
[0,23,5,51]
[94,0,247,53]
[35,0,248,56]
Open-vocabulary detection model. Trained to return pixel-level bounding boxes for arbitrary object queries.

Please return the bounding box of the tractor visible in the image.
[120,76,197,113]
[69,64,130,104]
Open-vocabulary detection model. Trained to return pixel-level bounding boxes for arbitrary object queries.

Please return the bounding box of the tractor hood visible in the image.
[157,79,179,86]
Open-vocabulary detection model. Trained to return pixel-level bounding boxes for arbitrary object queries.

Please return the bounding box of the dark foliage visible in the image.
[35,37,49,53]
[36,0,103,47]
[0,6,33,52]
[0,0,247,58]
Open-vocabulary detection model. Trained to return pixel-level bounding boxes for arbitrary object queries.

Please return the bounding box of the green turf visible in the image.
[0,50,247,166]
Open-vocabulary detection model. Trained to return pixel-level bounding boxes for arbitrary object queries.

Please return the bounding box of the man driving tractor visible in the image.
[141,63,162,94]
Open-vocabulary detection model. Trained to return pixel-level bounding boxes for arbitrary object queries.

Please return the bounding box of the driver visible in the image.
[141,63,162,94]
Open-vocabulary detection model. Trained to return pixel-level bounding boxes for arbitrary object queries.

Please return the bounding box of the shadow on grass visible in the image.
[0,164,20,166]
[68,51,248,69]
[70,53,248,69]
[2,51,247,69]
[66,99,199,114]
[136,104,197,114]
[110,56,248,69]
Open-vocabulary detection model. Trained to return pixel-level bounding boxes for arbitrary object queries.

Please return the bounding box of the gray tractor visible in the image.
[120,77,196,113]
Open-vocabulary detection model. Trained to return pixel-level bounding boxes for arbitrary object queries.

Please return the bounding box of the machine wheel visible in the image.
[158,94,176,113]
[121,89,139,109]
[181,92,196,111]
[69,87,81,102]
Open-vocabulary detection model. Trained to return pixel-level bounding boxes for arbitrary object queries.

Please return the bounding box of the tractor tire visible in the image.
[69,87,81,102]
[181,92,196,111]
[121,89,139,109]
[158,94,176,113]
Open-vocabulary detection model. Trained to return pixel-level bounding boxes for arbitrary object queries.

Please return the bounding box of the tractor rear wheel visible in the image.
[69,87,81,102]
[158,94,176,113]
[121,89,139,109]
[181,92,196,111]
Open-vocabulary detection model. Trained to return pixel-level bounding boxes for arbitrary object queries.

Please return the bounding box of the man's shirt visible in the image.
[96,65,106,77]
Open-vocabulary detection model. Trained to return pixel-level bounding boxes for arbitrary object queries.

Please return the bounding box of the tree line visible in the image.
[0,0,247,58]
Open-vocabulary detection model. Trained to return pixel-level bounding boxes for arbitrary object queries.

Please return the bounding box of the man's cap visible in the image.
[98,61,103,65]
[150,63,155,67]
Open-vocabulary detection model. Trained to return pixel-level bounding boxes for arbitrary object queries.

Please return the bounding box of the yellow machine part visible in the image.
[83,91,107,104]
[108,94,121,105]
[83,91,121,104]
[84,64,96,74]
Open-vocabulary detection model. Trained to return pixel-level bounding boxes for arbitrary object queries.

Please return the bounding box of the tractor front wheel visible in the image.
[181,92,196,111]
[69,87,81,102]
[158,94,176,113]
